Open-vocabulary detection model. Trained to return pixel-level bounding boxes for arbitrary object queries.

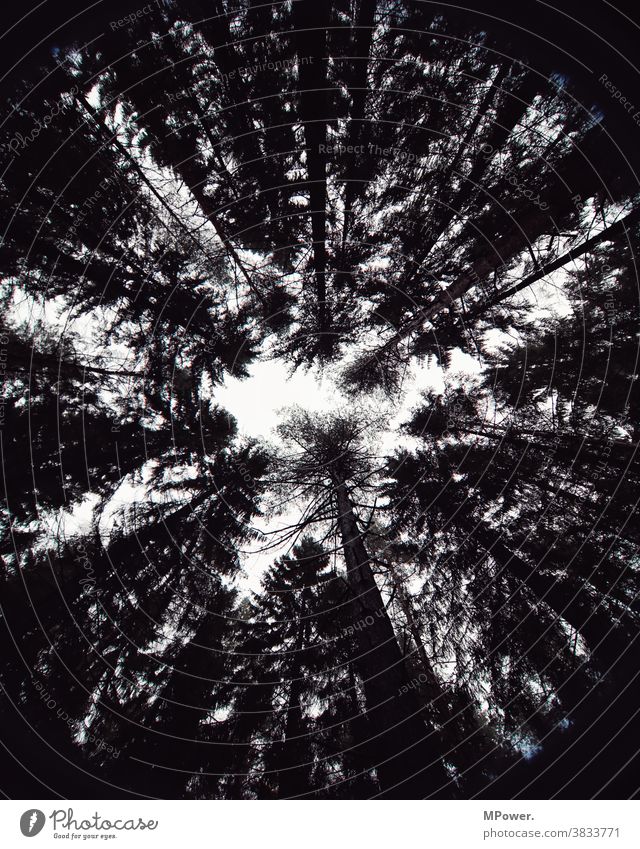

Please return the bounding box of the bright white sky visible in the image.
[215,359,346,440]
[212,352,473,590]
[214,353,458,448]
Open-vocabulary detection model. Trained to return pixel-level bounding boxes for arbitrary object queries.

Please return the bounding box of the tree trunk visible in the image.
[277,613,313,798]
[467,205,640,319]
[294,0,331,334]
[365,121,626,367]
[413,61,513,266]
[334,480,448,797]
[341,0,377,248]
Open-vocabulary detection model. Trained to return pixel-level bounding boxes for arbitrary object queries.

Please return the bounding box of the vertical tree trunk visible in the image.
[413,61,512,264]
[334,480,448,797]
[412,68,538,272]
[294,0,331,335]
[341,0,377,248]
[277,612,313,798]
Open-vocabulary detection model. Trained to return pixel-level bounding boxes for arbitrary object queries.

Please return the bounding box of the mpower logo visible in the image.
[20,809,46,837]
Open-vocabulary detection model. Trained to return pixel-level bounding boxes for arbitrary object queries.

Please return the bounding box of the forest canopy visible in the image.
[1,0,639,799]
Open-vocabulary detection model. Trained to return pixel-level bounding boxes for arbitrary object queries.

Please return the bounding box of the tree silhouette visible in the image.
[1,0,639,801]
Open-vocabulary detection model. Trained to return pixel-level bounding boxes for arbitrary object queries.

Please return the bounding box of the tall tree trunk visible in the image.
[413,61,513,266]
[294,0,331,336]
[363,120,627,370]
[75,84,266,305]
[277,611,313,798]
[466,205,640,319]
[334,480,448,797]
[341,0,377,248]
